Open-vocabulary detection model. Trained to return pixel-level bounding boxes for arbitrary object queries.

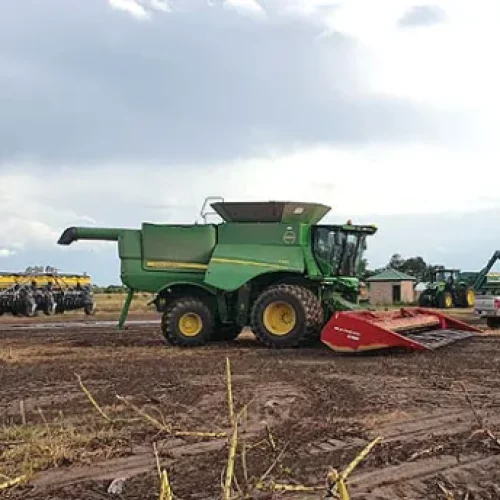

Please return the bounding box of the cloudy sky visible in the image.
[1,0,499,284]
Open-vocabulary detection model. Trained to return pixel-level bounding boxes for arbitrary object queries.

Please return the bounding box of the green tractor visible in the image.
[57,199,377,348]
[418,268,475,309]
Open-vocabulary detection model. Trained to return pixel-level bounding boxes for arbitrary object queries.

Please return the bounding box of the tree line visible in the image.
[361,254,445,283]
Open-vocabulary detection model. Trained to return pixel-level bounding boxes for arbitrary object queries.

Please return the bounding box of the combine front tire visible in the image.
[162,297,214,347]
[250,285,322,348]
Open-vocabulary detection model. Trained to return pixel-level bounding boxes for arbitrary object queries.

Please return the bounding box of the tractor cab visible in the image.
[432,269,460,285]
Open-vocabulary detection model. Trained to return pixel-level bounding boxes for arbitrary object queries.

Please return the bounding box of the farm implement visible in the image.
[418,251,500,309]
[320,307,480,352]
[0,271,95,317]
[57,198,480,353]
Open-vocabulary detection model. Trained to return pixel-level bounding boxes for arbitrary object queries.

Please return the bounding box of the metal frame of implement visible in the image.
[320,307,482,353]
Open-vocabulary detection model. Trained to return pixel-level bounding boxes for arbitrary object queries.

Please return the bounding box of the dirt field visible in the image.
[1,307,500,499]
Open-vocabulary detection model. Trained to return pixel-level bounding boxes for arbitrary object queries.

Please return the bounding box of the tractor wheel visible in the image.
[463,287,475,308]
[438,291,454,309]
[250,284,322,348]
[162,297,214,347]
[212,323,242,342]
[418,294,431,307]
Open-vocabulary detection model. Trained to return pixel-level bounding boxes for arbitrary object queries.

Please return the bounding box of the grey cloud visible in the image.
[0,0,465,167]
[334,208,500,274]
[398,5,446,28]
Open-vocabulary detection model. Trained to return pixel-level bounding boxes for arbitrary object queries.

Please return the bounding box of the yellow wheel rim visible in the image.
[263,301,297,336]
[445,294,452,308]
[178,312,203,337]
[467,289,475,306]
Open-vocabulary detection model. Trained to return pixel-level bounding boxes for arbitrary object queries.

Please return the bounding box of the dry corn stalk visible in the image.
[154,442,173,500]
[226,357,234,424]
[0,475,28,491]
[116,395,226,438]
[223,422,238,500]
[437,481,455,499]
[223,356,237,500]
[159,470,173,500]
[76,374,113,422]
[327,436,383,500]
[267,482,324,492]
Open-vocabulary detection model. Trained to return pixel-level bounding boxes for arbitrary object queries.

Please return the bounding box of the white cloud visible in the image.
[0,173,108,255]
[1,140,499,256]
[266,0,499,157]
[1,145,498,277]
[0,248,16,258]
[149,0,171,13]
[108,0,151,19]
[223,0,266,17]
[301,1,499,133]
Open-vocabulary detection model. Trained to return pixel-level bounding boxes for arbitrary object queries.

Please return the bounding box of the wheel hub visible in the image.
[263,301,297,336]
[179,312,203,336]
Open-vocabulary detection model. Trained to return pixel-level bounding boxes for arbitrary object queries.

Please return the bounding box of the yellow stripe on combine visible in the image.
[145,261,209,270]
[211,257,289,269]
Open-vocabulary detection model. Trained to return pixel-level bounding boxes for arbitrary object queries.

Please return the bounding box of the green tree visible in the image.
[387,254,444,282]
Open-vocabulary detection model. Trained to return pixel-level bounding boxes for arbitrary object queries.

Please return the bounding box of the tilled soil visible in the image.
[1,316,500,499]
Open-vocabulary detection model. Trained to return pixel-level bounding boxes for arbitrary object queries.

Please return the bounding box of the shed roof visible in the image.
[366,268,417,282]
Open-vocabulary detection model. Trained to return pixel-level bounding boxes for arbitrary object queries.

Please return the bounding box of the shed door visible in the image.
[392,284,401,303]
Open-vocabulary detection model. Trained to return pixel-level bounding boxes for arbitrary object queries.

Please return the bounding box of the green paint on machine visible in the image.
[57,199,377,348]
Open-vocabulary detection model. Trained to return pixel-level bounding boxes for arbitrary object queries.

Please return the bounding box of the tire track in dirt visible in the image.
[28,427,264,490]
[307,408,500,455]
[349,453,500,499]
[2,320,500,499]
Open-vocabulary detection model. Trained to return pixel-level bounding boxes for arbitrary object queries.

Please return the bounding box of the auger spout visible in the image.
[57,226,135,330]
[57,227,126,245]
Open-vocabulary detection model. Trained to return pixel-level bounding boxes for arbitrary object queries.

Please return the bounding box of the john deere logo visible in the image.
[283,230,296,244]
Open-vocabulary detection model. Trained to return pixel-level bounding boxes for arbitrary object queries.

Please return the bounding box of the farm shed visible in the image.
[366,268,417,306]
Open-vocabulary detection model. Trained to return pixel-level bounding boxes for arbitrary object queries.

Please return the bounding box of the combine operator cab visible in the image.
[312,222,374,304]
[313,224,369,278]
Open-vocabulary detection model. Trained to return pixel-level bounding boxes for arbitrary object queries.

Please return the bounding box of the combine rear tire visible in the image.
[162,297,214,347]
[250,284,322,348]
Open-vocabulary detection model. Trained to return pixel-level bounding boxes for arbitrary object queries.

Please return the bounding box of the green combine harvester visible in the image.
[58,199,482,352]
[58,200,375,347]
